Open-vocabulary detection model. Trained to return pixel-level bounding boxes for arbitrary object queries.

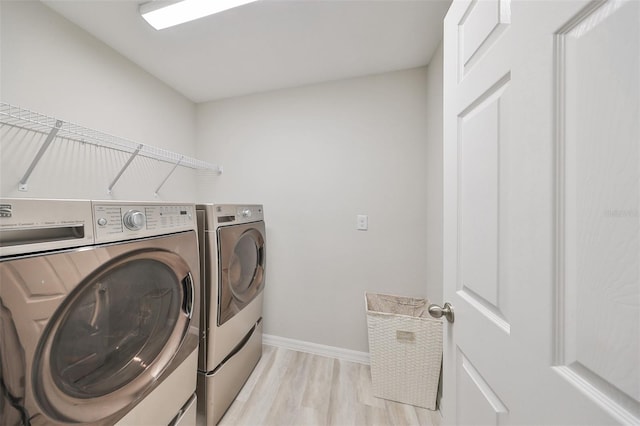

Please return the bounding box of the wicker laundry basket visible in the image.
[365,292,442,410]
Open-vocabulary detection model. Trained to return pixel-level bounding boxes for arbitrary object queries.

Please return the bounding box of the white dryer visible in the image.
[196,204,265,425]
[0,199,200,426]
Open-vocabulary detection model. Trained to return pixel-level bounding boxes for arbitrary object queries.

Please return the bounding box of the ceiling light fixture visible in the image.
[140,0,259,30]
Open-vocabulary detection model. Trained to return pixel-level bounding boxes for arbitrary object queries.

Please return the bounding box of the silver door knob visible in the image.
[428,302,454,323]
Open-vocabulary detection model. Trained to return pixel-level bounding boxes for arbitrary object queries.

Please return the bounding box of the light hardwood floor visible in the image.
[218,345,441,426]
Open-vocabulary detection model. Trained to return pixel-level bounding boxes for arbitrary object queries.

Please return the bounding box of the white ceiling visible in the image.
[43,0,451,103]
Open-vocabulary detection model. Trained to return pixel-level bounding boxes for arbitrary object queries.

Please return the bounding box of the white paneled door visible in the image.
[442,0,639,424]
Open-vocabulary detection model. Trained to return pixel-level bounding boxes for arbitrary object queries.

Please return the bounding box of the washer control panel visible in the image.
[93,202,195,243]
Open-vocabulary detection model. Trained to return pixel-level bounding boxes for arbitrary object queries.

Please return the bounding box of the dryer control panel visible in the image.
[211,204,264,226]
[93,202,196,243]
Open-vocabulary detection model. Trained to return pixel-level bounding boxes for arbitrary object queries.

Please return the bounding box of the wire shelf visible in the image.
[0,102,220,171]
[0,102,222,194]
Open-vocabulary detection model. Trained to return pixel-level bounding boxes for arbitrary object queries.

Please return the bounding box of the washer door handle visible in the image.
[182,272,194,319]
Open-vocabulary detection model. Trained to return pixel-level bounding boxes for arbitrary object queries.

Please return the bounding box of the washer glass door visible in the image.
[32,250,194,423]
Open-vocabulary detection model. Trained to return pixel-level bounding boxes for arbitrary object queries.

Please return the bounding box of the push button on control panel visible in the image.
[93,206,124,235]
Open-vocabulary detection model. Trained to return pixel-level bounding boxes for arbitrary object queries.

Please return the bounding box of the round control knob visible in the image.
[123,209,145,231]
[241,209,252,218]
[97,217,108,227]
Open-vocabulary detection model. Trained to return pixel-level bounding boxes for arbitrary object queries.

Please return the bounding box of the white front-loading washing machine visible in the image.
[196,204,265,425]
[0,199,200,426]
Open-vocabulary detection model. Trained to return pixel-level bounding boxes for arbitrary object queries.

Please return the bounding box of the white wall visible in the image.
[0,1,197,201]
[197,68,431,352]
[425,44,444,304]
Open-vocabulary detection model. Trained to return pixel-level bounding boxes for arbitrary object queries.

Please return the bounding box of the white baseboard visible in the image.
[262,334,370,365]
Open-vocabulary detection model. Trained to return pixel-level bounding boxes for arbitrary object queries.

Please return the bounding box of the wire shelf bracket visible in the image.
[107,144,143,195]
[0,102,222,194]
[18,120,62,192]
[154,156,183,197]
